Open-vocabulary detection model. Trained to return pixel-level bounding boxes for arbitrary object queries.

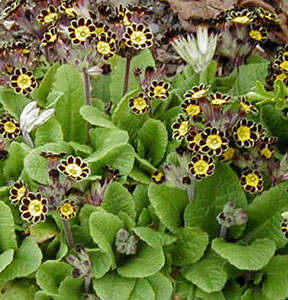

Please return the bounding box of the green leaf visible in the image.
[182,250,227,293]
[241,288,273,300]
[171,227,209,266]
[93,273,136,300]
[34,291,53,300]
[199,60,217,84]
[102,182,136,220]
[147,272,173,300]
[184,162,247,236]
[68,141,92,157]
[243,182,288,248]
[0,90,29,118]
[195,288,226,300]
[133,184,150,217]
[117,243,165,278]
[30,218,59,243]
[0,237,42,281]
[0,201,17,252]
[57,277,84,300]
[148,184,188,232]
[89,249,111,279]
[0,249,14,273]
[137,119,168,166]
[1,280,38,300]
[128,278,155,300]
[34,118,63,147]
[36,261,72,296]
[212,238,276,270]
[52,64,86,143]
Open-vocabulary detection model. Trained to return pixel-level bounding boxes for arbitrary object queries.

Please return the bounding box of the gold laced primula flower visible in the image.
[68,18,96,45]
[240,168,263,194]
[0,115,21,140]
[239,97,258,115]
[188,154,215,181]
[281,219,288,238]
[255,7,277,22]
[248,24,267,42]
[186,130,202,152]
[209,92,231,107]
[148,80,170,100]
[1,0,25,19]
[219,145,236,162]
[271,69,288,82]
[20,192,48,224]
[9,181,28,204]
[172,115,191,141]
[58,200,77,220]
[41,26,58,47]
[37,5,59,25]
[181,99,202,120]
[273,54,288,72]
[59,1,78,18]
[232,118,263,148]
[258,137,277,159]
[129,92,150,114]
[199,127,229,157]
[95,22,110,36]
[184,84,209,101]
[58,155,90,181]
[95,31,118,60]
[124,23,153,50]
[226,9,256,24]
[10,67,37,95]
[151,171,165,184]
[115,4,132,26]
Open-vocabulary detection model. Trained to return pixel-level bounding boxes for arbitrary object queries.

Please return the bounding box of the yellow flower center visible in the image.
[192,89,207,99]
[261,147,273,159]
[75,26,90,41]
[134,97,148,110]
[276,72,288,81]
[43,13,58,24]
[29,200,43,216]
[97,41,111,55]
[206,134,222,150]
[60,202,74,216]
[237,125,251,141]
[48,33,57,43]
[222,146,235,161]
[246,173,259,187]
[186,104,200,116]
[193,132,201,144]
[17,186,26,200]
[178,121,189,136]
[211,98,227,106]
[153,172,164,182]
[4,121,16,133]
[17,74,32,89]
[280,60,288,72]
[231,16,251,24]
[249,30,262,41]
[67,164,82,177]
[65,7,77,17]
[240,102,251,113]
[131,31,146,45]
[154,86,166,97]
[194,160,209,174]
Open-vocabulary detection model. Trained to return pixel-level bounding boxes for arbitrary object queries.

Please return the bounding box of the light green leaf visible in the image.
[89,249,111,279]
[68,141,92,157]
[35,118,63,147]
[1,280,38,300]
[56,277,84,300]
[212,238,276,270]
[133,184,150,217]
[34,291,53,300]
[30,218,59,243]
[0,249,14,273]
[0,90,29,118]
[195,288,226,300]
[147,272,173,300]
[128,279,155,300]
[241,288,273,300]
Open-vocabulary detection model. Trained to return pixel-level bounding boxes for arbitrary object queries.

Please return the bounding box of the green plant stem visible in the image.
[83,70,91,106]
[123,55,132,96]
[62,219,75,249]
[84,276,91,293]
[22,131,34,148]
[220,224,228,239]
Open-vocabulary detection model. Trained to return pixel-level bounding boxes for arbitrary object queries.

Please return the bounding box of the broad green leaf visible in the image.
[79,204,100,232]
[30,219,59,243]
[199,60,217,84]
[147,272,173,300]
[35,118,63,147]
[148,184,188,233]
[184,163,247,236]
[102,182,136,220]
[0,237,42,281]
[52,64,86,143]
[1,280,38,300]
[56,277,84,300]
[35,291,53,300]
[68,141,92,157]
[171,227,209,266]
[36,261,72,296]
[195,288,226,300]
[212,238,276,270]
[89,249,111,279]
[182,250,227,293]
[0,201,17,252]
[128,278,155,300]
[243,182,288,248]
[93,273,136,300]
[0,90,29,118]
[137,119,168,166]
[117,243,165,278]
[133,184,150,217]
[174,275,195,300]
[223,281,244,300]
[130,166,151,184]
[0,249,14,273]
[241,288,273,300]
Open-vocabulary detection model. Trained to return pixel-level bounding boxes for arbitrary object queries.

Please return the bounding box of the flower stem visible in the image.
[123,55,132,96]
[84,276,91,293]
[83,70,91,106]
[62,219,75,249]
[22,131,34,148]
[187,188,194,202]
[219,224,228,239]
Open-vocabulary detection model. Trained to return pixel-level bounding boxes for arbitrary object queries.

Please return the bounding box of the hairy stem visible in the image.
[62,219,75,249]
[84,276,91,293]
[187,188,194,202]
[220,224,228,239]
[123,55,132,96]
[83,70,91,106]
[22,131,34,148]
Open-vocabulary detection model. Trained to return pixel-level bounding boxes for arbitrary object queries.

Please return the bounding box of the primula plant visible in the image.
[1,0,288,299]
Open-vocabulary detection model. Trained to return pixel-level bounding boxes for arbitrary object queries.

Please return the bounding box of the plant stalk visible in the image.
[219,224,228,239]
[62,219,75,249]
[123,54,132,96]
[83,69,91,106]
[22,131,34,148]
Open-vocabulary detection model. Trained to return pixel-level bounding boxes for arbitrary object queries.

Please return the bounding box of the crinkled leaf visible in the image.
[147,272,173,300]
[56,277,84,300]
[89,249,111,279]
[1,280,38,300]
[0,90,29,118]
[128,278,155,300]
[0,249,14,273]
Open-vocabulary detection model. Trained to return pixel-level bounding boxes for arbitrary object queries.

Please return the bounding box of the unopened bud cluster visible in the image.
[115,229,138,255]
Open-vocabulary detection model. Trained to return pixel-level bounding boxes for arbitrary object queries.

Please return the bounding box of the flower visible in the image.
[186,130,202,152]
[219,146,236,162]
[184,84,209,100]
[58,155,90,181]
[273,54,288,72]
[248,24,267,42]
[115,4,132,26]
[226,9,256,24]
[0,114,21,140]
[199,127,229,156]
[1,0,25,19]
[129,92,150,114]
[239,97,258,115]
[20,192,48,224]
[10,67,37,95]
[59,1,78,18]
[37,5,59,25]
[188,154,215,180]
[124,23,153,50]
[94,22,110,36]
[240,168,263,194]
[232,118,263,148]
[148,80,170,100]
[58,200,77,219]
[209,92,231,107]
[20,101,55,133]
[41,26,58,47]
[171,27,218,73]
[255,7,277,22]
[172,115,191,140]
[68,18,96,45]
[9,181,28,204]
[181,99,201,119]
[281,219,288,238]
[95,31,118,60]
[258,137,277,159]
[151,171,165,183]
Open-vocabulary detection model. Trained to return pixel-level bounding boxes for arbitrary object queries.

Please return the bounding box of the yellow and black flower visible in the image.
[186,130,202,152]
[232,118,263,148]
[0,114,20,140]
[281,219,288,238]
[209,92,231,107]
[1,0,25,19]
[248,24,267,42]
[239,97,258,115]
[255,7,277,22]
[58,200,77,220]
[41,151,66,160]
[184,84,209,100]
[152,171,165,184]
[129,92,150,114]
[199,127,229,156]
[68,17,96,45]
[188,154,215,181]
[219,145,236,162]
[95,22,110,36]
[59,1,78,18]
[58,155,90,181]
[240,168,263,194]
[172,115,191,140]
[226,9,256,24]
[9,181,28,204]
[10,67,37,95]
[273,55,288,72]
[148,80,170,100]
[10,41,31,56]
[258,137,277,159]
[4,64,14,75]
[271,69,288,82]
[115,4,132,26]
[95,31,118,59]
[19,192,48,224]
[124,23,153,50]
[37,5,59,25]
[41,26,58,47]
[181,99,202,120]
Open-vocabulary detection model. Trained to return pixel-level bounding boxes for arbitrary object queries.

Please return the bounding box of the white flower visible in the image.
[171,26,218,73]
[20,101,55,133]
